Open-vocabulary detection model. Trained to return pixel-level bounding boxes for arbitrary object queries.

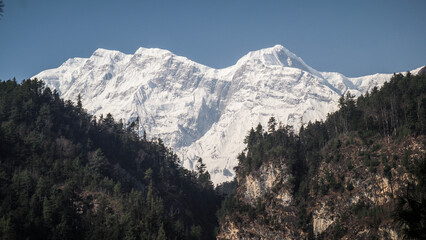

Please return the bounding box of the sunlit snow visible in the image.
[34,45,422,184]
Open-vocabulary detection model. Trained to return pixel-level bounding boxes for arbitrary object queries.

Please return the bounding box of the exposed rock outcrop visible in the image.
[218,135,425,239]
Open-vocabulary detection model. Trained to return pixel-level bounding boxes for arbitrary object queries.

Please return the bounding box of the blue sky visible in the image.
[0,0,425,81]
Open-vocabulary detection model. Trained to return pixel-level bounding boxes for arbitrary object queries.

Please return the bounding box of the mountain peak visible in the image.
[235,45,322,77]
[272,44,285,50]
[255,44,286,54]
[90,48,129,65]
[92,48,123,57]
[134,47,174,57]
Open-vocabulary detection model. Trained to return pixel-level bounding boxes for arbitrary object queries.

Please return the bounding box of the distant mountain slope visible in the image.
[33,45,424,184]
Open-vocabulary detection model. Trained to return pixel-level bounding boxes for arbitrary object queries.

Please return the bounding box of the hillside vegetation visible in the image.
[0,79,220,240]
[217,72,426,239]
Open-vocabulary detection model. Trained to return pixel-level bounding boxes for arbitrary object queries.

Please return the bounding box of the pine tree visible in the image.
[267,116,277,133]
[244,128,256,147]
[77,94,83,109]
[156,223,166,240]
[196,158,206,175]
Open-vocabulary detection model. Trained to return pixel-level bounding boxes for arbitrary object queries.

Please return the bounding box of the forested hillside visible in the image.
[1,70,424,240]
[0,79,220,240]
[217,71,426,239]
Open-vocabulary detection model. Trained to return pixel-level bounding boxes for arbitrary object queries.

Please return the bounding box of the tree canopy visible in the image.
[0,78,220,239]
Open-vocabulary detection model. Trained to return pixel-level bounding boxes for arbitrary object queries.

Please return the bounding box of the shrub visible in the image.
[346,182,354,191]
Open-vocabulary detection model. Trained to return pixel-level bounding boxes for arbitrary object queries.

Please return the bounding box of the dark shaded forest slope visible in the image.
[0,79,220,240]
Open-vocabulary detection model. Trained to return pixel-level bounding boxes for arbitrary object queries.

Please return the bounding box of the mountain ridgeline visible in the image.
[34,45,416,184]
[217,72,426,239]
[0,79,220,239]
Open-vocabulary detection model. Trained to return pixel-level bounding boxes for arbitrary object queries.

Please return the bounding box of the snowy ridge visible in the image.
[33,45,422,184]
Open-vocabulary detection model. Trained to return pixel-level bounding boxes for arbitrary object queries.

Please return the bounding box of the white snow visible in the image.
[33,45,422,185]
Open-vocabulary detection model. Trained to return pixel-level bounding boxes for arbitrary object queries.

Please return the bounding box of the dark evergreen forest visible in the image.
[0,79,220,240]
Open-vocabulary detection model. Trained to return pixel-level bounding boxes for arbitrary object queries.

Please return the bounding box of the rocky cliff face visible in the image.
[308,135,425,239]
[218,135,425,239]
[218,161,302,239]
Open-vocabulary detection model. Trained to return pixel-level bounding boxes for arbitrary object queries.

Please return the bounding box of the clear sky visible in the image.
[0,0,425,81]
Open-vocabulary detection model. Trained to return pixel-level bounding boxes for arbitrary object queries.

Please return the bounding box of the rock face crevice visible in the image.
[241,163,290,204]
[218,161,302,240]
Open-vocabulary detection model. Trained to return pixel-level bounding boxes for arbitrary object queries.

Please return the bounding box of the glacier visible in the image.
[33,45,423,184]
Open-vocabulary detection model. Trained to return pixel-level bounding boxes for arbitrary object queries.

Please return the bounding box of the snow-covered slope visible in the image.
[34,45,422,184]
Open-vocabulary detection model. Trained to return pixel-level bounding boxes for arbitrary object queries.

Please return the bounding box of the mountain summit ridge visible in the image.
[236,44,321,77]
[33,45,423,184]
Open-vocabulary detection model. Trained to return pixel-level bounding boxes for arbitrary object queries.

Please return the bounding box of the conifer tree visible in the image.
[156,223,166,240]
[0,1,4,17]
[268,116,277,133]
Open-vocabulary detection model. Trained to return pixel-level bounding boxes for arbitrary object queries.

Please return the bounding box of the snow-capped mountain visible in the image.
[33,45,423,184]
